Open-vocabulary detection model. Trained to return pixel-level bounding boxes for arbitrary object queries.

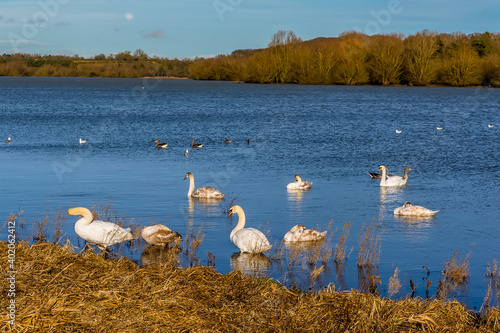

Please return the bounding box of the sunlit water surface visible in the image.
[1,77,498,310]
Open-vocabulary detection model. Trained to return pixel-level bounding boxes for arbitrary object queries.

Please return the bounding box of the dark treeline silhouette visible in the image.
[190,30,500,87]
[1,30,499,87]
[0,49,192,78]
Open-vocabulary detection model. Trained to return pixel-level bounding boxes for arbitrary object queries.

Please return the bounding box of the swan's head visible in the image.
[290,225,305,232]
[183,172,193,180]
[378,165,387,172]
[227,205,242,218]
[404,201,412,207]
[294,175,302,181]
[68,207,92,218]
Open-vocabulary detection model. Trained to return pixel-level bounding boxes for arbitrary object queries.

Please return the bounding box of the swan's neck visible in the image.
[74,210,93,228]
[187,176,195,197]
[296,176,302,182]
[403,168,408,179]
[380,168,387,186]
[230,211,246,238]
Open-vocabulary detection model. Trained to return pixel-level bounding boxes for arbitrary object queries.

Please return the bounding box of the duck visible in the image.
[184,149,189,156]
[5,137,11,144]
[67,207,134,251]
[378,165,409,187]
[286,175,313,190]
[183,172,225,199]
[227,205,272,254]
[191,139,203,148]
[246,139,250,144]
[224,137,232,143]
[79,138,87,144]
[141,225,182,246]
[394,202,439,217]
[488,124,494,128]
[395,130,402,134]
[154,140,168,149]
[283,225,327,242]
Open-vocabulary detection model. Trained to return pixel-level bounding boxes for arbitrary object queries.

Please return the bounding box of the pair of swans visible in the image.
[227,205,327,254]
[68,207,182,250]
[377,166,411,187]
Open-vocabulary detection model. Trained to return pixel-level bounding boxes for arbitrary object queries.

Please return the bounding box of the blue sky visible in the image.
[0,0,498,59]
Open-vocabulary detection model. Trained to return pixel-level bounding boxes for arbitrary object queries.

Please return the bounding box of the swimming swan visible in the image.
[183,172,225,199]
[141,225,182,246]
[286,175,313,190]
[67,207,134,250]
[378,165,409,187]
[394,202,439,217]
[154,140,168,149]
[369,167,411,180]
[283,225,327,242]
[79,138,87,144]
[191,139,203,148]
[227,205,272,254]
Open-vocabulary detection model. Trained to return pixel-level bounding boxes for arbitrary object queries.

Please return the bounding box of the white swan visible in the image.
[191,139,203,148]
[369,167,411,180]
[286,175,313,190]
[5,137,11,144]
[227,205,272,254]
[436,127,443,130]
[79,138,87,144]
[67,207,134,250]
[283,225,327,242]
[379,165,409,187]
[183,172,225,199]
[154,140,168,149]
[141,224,182,246]
[394,202,439,217]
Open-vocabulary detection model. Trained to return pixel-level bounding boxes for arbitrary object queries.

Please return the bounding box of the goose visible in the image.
[154,140,168,149]
[224,137,232,143]
[286,175,313,190]
[283,225,327,242]
[141,225,182,246]
[394,202,439,217]
[378,165,409,187]
[79,138,87,144]
[395,130,402,134]
[5,137,11,144]
[67,207,134,251]
[191,139,203,148]
[488,124,494,128]
[183,172,225,199]
[227,205,272,254]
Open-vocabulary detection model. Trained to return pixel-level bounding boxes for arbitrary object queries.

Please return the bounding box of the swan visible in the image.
[378,165,409,187]
[67,207,134,251]
[283,225,327,242]
[394,202,439,217]
[154,140,168,149]
[368,167,411,180]
[227,205,272,254]
[191,139,203,148]
[436,127,443,130]
[395,130,402,134]
[141,224,182,246]
[79,138,87,144]
[183,172,225,199]
[5,137,11,144]
[224,137,232,143]
[286,175,313,190]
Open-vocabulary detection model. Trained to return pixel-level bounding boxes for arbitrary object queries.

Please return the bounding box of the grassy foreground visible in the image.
[1,241,499,332]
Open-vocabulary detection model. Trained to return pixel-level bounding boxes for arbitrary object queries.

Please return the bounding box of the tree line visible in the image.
[0,49,192,78]
[190,30,500,87]
[1,30,499,87]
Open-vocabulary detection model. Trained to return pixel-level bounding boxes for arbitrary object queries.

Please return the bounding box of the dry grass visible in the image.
[436,248,472,300]
[333,221,351,267]
[387,268,402,299]
[1,241,498,332]
[357,219,384,295]
[483,259,500,312]
[182,225,205,267]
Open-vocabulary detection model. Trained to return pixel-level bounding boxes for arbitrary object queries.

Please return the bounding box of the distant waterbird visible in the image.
[395,130,402,134]
[224,137,232,143]
[191,139,203,148]
[488,124,494,128]
[154,140,168,149]
[79,138,87,144]
[5,137,11,144]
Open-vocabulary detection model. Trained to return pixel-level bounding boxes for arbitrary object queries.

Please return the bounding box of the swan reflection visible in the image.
[286,188,310,202]
[140,245,180,265]
[230,252,272,276]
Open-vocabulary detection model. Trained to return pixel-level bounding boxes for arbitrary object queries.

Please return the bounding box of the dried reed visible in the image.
[333,221,351,267]
[387,268,402,299]
[436,248,472,300]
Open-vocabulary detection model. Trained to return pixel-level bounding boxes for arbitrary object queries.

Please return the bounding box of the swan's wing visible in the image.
[82,221,134,246]
[232,228,272,253]
[193,186,225,198]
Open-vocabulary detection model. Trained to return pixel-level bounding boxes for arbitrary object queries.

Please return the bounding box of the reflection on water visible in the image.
[230,252,272,276]
[378,186,405,218]
[286,188,310,202]
[140,245,180,265]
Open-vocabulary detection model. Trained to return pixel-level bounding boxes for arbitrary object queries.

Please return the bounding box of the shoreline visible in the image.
[2,241,499,332]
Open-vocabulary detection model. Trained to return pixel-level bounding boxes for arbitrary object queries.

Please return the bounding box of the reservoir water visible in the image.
[0,77,498,309]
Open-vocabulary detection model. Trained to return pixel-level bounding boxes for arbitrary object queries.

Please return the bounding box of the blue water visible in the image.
[1,77,499,309]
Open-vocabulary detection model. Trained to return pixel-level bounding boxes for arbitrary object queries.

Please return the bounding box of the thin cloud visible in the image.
[142,30,165,39]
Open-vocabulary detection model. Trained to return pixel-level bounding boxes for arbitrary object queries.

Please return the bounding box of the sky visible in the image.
[0,0,498,59]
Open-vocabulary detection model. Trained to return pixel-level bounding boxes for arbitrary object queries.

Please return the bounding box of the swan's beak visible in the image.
[183,175,187,180]
[227,211,233,218]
